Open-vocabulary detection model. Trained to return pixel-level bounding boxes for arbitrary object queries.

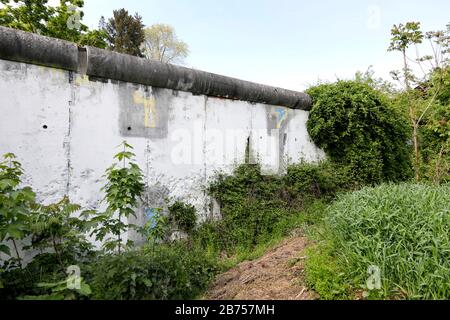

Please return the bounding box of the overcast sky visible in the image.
[50,0,449,91]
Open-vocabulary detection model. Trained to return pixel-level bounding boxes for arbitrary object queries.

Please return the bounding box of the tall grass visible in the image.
[306,183,450,300]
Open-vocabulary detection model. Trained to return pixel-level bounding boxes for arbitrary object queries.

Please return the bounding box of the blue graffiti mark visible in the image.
[145,208,158,229]
[275,107,287,129]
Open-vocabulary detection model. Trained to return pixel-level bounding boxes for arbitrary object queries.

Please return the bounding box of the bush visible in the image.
[87,243,217,300]
[207,164,286,252]
[168,201,197,234]
[306,81,412,184]
[202,162,354,253]
[284,161,354,206]
[419,102,450,184]
[306,183,450,300]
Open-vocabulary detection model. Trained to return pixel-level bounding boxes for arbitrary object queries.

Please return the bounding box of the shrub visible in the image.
[202,162,353,253]
[307,183,450,299]
[419,101,449,184]
[168,201,197,234]
[284,161,354,206]
[207,164,286,251]
[88,243,217,300]
[306,81,412,184]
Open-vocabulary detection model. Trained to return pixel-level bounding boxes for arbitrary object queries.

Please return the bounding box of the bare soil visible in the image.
[204,233,319,300]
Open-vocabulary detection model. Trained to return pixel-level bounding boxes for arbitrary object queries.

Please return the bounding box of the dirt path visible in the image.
[204,234,318,300]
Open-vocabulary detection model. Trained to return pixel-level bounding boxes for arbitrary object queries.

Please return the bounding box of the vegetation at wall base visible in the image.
[305,183,450,300]
[0,154,351,300]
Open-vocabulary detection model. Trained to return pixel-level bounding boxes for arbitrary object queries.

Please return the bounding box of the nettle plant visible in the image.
[91,142,145,254]
[26,197,94,271]
[0,153,36,268]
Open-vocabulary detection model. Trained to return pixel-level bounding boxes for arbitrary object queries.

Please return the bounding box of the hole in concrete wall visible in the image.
[43,125,48,129]
[127,127,132,131]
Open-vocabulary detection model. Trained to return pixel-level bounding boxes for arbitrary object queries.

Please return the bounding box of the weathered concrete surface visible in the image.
[0,59,325,248]
[0,26,79,71]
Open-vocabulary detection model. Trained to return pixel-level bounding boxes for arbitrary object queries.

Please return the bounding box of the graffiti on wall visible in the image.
[119,84,169,139]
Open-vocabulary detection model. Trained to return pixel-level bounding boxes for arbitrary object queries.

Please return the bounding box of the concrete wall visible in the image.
[0,28,325,246]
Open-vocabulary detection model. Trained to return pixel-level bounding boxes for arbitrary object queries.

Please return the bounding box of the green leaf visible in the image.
[0,244,11,256]
[78,281,92,296]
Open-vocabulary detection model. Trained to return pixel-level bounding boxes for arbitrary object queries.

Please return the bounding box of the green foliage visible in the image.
[207,164,286,252]
[200,162,353,254]
[20,277,91,300]
[388,22,423,53]
[306,81,413,184]
[0,153,36,263]
[91,142,145,254]
[0,153,97,300]
[0,0,107,47]
[388,22,449,183]
[144,208,170,244]
[0,0,51,34]
[25,197,94,270]
[284,161,353,206]
[0,147,214,301]
[418,67,450,183]
[168,201,197,234]
[78,29,108,48]
[355,66,397,96]
[88,244,217,300]
[100,9,145,57]
[307,183,450,300]
[304,242,350,300]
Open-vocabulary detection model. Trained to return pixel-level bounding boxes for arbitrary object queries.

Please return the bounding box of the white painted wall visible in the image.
[0,59,325,244]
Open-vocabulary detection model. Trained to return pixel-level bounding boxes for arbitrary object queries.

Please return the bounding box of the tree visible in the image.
[388,22,449,182]
[354,66,397,96]
[142,24,189,64]
[0,0,107,47]
[46,0,107,48]
[91,142,145,254]
[0,0,52,34]
[100,9,145,57]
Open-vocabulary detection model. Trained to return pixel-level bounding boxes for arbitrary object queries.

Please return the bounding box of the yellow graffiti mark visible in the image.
[271,107,289,129]
[37,65,63,77]
[133,91,157,128]
[75,75,90,86]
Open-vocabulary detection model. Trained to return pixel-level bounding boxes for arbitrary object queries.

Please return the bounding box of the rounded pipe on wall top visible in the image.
[0,26,79,72]
[0,26,312,110]
[85,46,312,110]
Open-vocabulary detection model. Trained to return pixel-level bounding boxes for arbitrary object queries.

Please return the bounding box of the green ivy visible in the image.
[306,81,413,184]
[168,201,197,234]
[203,162,354,253]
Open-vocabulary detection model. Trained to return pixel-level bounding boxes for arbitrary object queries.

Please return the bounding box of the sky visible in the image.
[52,0,449,91]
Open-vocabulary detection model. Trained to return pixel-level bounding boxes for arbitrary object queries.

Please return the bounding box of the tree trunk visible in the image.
[412,123,420,182]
